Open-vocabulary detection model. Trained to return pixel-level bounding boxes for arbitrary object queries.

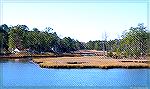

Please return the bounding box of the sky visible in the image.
[1,0,149,42]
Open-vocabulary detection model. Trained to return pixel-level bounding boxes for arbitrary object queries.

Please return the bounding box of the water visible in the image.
[0,60,150,89]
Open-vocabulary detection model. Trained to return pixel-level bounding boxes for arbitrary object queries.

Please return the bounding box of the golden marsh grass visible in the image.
[33,56,150,69]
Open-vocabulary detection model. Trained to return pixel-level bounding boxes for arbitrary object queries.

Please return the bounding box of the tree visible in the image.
[60,37,77,53]
[45,27,53,33]
[8,25,25,52]
[1,24,88,54]
[0,24,9,54]
[121,23,149,58]
[94,41,100,50]
[86,40,94,50]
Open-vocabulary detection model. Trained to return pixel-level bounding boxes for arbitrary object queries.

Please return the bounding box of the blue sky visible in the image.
[1,0,149,42]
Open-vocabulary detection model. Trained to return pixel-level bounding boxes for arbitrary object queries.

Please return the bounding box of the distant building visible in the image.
[10,48,20,54]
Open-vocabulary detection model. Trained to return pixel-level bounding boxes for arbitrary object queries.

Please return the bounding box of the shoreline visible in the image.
[0,53,81,59]
[1,55,149,69]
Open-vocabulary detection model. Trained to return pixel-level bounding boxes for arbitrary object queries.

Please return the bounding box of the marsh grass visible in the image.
[33,56,150,69]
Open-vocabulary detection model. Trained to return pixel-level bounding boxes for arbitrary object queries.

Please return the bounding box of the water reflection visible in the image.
[0,58,32,63]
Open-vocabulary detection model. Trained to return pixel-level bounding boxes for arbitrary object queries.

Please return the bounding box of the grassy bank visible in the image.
[33,56,150,69]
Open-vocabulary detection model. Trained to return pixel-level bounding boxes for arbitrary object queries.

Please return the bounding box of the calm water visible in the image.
[0,60,150,89]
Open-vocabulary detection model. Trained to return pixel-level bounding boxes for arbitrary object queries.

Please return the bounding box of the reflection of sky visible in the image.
[2,0,148,42]
[105,69,149,86]
[2,62,149,87]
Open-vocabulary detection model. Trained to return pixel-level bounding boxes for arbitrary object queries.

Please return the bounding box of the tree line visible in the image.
[0,24,86,54]
[0,23,150,58]
[85,23,150,58]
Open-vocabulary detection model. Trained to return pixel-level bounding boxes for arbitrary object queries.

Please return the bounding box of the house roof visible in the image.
[14,48,20,52]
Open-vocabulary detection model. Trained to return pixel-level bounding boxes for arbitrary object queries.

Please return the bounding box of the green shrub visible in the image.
[107,52,113,57]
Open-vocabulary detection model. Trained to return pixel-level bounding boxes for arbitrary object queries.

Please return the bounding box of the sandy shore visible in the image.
[33,56,150,69]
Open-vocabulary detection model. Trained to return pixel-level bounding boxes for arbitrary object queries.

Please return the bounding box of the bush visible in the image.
[148,53,150,56]
[107,52,113,57]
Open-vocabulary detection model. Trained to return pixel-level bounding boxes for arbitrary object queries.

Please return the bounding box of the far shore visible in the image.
[0,53,81,59]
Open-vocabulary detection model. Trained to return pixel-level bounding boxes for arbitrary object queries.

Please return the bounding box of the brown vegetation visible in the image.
[33,56,150,69]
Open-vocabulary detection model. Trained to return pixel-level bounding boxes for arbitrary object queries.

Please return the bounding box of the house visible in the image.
[14,48,20,53]
[9,48,21,53]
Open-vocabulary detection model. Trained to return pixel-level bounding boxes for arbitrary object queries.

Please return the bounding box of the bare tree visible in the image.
[102,32,107,58]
